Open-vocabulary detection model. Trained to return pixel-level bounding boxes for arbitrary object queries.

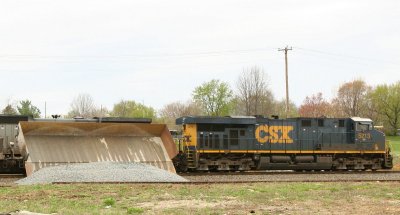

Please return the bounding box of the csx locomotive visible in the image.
[174,116,393,172]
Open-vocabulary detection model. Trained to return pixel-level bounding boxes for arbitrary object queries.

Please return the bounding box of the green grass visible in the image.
[387,136,400,155]
[0,183,399,214]
[387,136,400,169]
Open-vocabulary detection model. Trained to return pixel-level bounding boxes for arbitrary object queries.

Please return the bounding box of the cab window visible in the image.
[356,123,371,131]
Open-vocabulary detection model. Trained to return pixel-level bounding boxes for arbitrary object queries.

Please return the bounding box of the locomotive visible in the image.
[173,116,393,172]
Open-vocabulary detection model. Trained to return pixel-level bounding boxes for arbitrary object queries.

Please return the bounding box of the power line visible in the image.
[0,47,277,59]
[294,46,400,66]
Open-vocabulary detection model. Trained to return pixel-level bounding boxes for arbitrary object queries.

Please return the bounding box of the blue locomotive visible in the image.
[174,116,393,172]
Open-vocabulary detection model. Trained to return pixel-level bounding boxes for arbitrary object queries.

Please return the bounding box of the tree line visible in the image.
[298,80,400,135]
[1,66,399,135]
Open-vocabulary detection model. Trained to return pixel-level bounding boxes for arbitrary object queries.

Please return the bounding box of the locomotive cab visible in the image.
[351,117,374,144]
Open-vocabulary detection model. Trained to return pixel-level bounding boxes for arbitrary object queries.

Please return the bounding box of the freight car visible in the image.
[0,115,30,173]
[0,115,153,174]
[173,116,393,172]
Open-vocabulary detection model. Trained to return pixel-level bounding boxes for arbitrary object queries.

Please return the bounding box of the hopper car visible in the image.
[0,115,152,174]
[173,116,393,172]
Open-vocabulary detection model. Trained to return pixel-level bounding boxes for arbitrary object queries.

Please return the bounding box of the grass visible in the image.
[387,136,400,169]
[387,136,400,154]
[0,137,397,214]
[0,182,400,214]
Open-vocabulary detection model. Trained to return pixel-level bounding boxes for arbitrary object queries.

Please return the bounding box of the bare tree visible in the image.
[2,104,18,115]
[67,94,96,118]
[236,66,274,116]
[158,100,202,129]
[331,79,371,117]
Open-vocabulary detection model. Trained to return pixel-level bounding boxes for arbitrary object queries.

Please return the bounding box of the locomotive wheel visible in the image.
[173,153,188,173]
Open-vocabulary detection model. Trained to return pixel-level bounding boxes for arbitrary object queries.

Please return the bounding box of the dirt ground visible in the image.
[1,182,400,214]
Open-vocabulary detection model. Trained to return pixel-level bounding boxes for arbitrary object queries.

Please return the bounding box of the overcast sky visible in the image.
[1,0,399,117]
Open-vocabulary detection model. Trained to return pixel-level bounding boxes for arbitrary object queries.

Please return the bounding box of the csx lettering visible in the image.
[255,125,293,144]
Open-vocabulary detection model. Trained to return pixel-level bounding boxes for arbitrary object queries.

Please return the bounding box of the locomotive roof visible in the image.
[176,116,374,125]
[176,116,258,125]
[350,117,373,122]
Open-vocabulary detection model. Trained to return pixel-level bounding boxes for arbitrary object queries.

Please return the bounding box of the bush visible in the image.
[127,207,144,214]
[103,197,116,207]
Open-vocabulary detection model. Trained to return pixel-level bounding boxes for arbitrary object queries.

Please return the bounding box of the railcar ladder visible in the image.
[185,145,197,169]
[384,140,393,168]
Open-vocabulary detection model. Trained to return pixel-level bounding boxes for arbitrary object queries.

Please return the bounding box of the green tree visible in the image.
[17,100,41,118]
[2,104,18,115]
[370,82,400,135]
[273,99,299,118]
[192,79,233,116]
[110,100,156,119]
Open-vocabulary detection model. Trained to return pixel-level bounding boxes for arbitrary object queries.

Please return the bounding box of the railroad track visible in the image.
[178,170,400,177]
[0,174,25,178]
[2,171,400,185]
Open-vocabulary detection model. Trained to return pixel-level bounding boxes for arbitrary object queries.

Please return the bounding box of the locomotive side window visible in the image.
[301,120,311,127]
[339,120,345,127]
[240,130,245,136]
[357,123,371,131]
[205,134,209,147]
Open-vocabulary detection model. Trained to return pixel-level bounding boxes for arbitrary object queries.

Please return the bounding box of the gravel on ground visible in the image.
[16,162,187,185]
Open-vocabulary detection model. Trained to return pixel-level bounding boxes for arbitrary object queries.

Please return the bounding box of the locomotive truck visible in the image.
[173,116,393,172]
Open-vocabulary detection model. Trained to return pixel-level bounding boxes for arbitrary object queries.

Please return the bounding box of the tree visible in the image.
[192,79,233,116]
[91,106,109,118]
[158,100,202,129]
[332,79,371,117]
[370,82,400,135]
[273,99,298,118]
[17,100,41,118]
[110,100,156,119]
[236,66,274,116]
[299,93,332,117]
[67,94,97,118]
[2,104,18,115]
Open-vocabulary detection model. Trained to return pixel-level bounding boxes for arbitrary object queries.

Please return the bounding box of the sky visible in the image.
[0,0,399,117]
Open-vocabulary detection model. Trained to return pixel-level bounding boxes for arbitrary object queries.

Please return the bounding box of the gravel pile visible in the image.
[17,162,187,185]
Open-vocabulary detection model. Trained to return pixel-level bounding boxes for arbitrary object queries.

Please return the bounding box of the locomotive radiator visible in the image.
[17,121,178,176]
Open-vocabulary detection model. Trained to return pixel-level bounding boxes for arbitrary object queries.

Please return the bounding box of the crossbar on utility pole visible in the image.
[278,46,292,118]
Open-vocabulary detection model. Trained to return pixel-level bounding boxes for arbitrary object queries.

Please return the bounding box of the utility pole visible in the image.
[278,46,292,118]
